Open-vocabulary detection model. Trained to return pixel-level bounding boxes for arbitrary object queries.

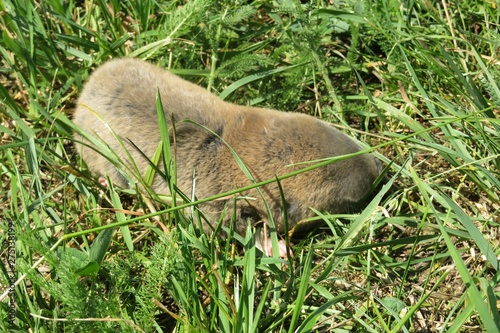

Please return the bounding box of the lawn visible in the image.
[0,0,499,332]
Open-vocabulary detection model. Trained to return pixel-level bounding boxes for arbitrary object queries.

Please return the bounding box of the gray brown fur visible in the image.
[73,58,381,235]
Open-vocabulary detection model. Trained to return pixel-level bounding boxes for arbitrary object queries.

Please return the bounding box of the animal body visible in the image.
[73,58,381,254]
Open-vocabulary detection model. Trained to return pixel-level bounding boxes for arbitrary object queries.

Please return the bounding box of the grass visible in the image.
[0,0,499,331]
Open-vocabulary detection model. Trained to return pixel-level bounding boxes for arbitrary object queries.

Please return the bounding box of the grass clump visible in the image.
[1,0,499,332]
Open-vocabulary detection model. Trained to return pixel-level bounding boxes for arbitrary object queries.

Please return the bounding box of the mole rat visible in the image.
[73,58,381,256]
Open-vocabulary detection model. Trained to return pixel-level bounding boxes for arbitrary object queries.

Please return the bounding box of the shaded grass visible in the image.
[1,0,499,332]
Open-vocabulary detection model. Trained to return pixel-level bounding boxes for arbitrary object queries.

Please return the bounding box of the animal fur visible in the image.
[73,58,381,237]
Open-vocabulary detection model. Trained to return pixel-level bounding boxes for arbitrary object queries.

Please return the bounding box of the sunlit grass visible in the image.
[0,0,499,332]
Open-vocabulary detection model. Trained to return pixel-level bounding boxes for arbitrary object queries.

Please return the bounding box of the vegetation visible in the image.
[0,0,499,331]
